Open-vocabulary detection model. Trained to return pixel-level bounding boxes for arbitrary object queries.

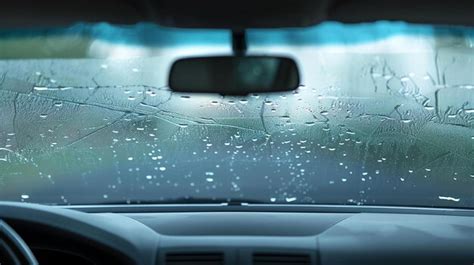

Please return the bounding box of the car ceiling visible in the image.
[1,0,473,29]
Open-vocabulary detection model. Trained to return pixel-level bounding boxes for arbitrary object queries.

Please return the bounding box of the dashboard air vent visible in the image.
[253,253,311,265]
[166,252,224,265]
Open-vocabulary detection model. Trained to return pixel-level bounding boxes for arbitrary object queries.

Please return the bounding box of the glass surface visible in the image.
[0,22,473,208]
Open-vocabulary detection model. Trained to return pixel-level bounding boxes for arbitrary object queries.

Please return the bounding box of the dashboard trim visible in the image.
[61,203,474,216]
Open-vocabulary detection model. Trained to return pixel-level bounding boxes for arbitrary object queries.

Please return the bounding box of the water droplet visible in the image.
[159,166,166,171]
[320,111,329,116]
[205,172,214,176]
[128,96,136,101]
[270,197,276,202]
[206,178,214,182]
[438,196,460,202]
[34,86,49,91]
[54,101,63,107]
[304,121,315,126]
[285,197,297,203]
[39,114,48,119]
[371,72,382,78]
[424,106,435,111]
[461,84,473,89]
[21,194,30,199]
[146,175,152,180]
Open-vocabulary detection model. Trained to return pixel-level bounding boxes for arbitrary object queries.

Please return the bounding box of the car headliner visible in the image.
[1,0,473,29]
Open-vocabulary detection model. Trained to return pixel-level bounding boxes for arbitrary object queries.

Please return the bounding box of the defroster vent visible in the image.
[166,252,224,265]
[253,253,311,265]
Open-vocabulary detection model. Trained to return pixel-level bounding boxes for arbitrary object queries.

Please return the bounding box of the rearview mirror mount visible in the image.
[169,30,300,96]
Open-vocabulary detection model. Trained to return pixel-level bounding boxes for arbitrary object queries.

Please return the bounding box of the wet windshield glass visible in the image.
[0,22,473,208]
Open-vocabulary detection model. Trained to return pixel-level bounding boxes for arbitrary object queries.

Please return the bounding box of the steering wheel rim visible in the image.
[0,220,38,265]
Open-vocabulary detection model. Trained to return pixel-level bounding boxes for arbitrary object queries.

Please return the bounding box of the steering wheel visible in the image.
[0,220,38,265]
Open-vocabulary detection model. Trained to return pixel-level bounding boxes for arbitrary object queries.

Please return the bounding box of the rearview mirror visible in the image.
[169,56,300,95]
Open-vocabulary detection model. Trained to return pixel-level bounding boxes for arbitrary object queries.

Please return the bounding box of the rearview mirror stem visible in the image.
[232,30,247,56]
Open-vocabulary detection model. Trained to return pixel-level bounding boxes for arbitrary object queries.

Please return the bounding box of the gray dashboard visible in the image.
[0,202,473,265]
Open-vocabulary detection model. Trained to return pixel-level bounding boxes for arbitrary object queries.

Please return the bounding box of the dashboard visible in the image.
[1,202,473,265]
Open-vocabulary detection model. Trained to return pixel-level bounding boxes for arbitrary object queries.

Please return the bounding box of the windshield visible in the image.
[0,22,473,208]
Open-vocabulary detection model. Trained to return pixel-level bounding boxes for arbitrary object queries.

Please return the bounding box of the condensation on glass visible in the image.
[0,23,473,207]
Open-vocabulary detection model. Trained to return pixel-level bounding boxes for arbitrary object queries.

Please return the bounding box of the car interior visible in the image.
[0,1,473,265]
